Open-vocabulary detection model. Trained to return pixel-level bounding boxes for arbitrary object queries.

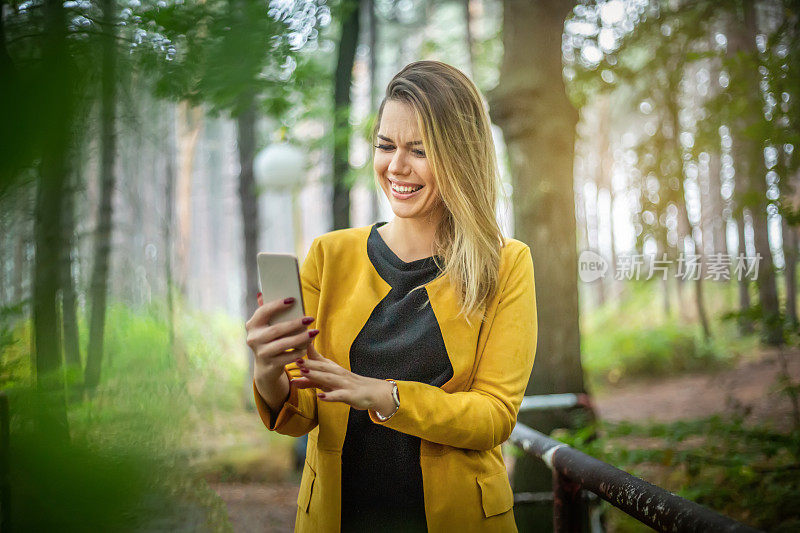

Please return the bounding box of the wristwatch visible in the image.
[374,379,400,422]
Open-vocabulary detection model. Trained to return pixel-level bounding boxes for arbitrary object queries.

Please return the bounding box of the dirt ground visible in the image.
[593,346,800,430]
[207,481,299,533]
[209,347,800,532]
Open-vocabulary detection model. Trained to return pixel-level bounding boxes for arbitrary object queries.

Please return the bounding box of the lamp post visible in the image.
[254,139,308,258]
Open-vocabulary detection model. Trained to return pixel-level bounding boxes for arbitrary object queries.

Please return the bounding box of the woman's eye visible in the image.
[373,144,425,157]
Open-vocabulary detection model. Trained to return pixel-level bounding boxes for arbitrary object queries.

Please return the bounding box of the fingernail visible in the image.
[284,297,295,305]
[308,329,319,338]
[301,367,309,373]
[302,317,315,325]
[318,393,326,398]
[295,358,304,365]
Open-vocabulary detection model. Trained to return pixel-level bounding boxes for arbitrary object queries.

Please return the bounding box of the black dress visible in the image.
[340,221,454,533]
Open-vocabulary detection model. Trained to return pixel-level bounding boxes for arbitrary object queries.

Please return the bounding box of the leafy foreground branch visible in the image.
[0,303,244,532]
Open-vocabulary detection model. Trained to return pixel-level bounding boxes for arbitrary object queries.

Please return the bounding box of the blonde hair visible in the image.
[373,60,506,324]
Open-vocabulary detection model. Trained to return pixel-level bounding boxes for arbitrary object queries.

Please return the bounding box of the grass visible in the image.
[580,277,761,392]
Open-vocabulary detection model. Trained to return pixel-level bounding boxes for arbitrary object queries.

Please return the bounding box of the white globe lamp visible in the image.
[254,140,308,257]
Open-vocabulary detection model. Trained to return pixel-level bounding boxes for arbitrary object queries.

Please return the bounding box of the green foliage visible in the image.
[0,301,245,531]
[581,280,745,389]
[583,320,733,387]
[556,414,800,531]
[134,0,331,118]
[0,302,30,386]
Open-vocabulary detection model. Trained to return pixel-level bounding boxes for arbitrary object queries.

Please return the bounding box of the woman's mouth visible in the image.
[389,180,424,199]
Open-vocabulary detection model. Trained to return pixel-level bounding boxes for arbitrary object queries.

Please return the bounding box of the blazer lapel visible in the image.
[319,226,391,452]
[425,274,485,393]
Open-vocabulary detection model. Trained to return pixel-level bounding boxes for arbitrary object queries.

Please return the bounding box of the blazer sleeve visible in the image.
[367,245,537,451]
[253,238,323,437]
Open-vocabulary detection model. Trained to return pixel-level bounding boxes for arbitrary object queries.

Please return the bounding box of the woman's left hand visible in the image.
[290,342,393,412]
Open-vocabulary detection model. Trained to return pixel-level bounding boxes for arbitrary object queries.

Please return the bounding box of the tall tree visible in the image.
[84,0,120,393]
[33,0,73,441]
[463,0,475,77]
[163,101,178,357]
[332,0,361,229]
[61,163,82,373]
[487,1,585,529]
[174,101,204,299]
[766,3,800,330]
[728,0,783,345]
[367,0,382,222]
[237,96,260,402]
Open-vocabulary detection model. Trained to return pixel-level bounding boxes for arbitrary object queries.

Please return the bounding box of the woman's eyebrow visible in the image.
[377,134,423,146]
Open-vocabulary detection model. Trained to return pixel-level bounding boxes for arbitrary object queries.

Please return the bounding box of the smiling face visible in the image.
[374,99,444,223]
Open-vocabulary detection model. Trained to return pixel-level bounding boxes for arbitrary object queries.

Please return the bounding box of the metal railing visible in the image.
[508,421,762,533]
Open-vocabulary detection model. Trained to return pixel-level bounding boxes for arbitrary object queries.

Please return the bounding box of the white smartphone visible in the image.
[257,252,308,355]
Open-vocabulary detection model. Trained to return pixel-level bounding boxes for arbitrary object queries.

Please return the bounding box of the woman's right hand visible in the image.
[246,293,318,387]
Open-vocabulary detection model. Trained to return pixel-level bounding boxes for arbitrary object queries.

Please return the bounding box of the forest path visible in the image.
[593,346,800,430]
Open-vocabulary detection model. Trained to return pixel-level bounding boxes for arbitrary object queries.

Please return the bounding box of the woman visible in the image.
[246,60,537,533]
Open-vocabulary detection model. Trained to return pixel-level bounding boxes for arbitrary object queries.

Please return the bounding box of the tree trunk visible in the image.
[463,0,475,78]
[61,166,82,372]
[237,98,260,407]
[163,101,177,358]
[333,0,361,230]
[0,0,23,195]
[728,0,783,345]
[596,95,614,307]
[653,236,671,319]
[782,216,798,328]
[592,186,606,307]
[34,0,72,442]
[175,101,204,297]
[487,1,588,530]
[84,0,118,393]
[367,0,382,223]
[734,214,755,333]
[674,201,690,322]
[707,149,727,255]
[666,90,711,339]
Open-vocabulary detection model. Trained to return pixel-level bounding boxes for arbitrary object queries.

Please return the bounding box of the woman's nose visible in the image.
[387,150,410,175]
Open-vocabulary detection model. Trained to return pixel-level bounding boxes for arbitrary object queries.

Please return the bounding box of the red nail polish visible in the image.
[284,297,295,304]
[301,367,309,373]
[318,393,326,398]
[256,292,262,298]
[308,329,319,338]
[302,317,315,325]
[295,358,304,365]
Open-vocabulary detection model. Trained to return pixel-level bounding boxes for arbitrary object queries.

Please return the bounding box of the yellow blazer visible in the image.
[253,223,537,532]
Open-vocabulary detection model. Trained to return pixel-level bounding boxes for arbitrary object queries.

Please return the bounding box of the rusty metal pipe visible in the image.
[510,423,762,533]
